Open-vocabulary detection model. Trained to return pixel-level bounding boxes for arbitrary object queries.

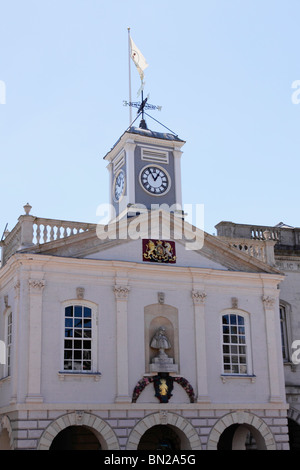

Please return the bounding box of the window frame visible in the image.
[61,300,98,374]
[220,309,253,377]
[279,300,292,363]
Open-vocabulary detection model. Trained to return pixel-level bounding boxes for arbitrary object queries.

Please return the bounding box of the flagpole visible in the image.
[127,27,132,124]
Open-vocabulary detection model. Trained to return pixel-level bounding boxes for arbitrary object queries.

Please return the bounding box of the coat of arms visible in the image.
[142,239,176,263]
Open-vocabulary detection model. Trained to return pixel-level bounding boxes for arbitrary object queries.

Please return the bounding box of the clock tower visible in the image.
[103,120,185,221]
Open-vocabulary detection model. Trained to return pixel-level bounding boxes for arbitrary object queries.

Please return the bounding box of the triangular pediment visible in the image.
[19,211,281,274]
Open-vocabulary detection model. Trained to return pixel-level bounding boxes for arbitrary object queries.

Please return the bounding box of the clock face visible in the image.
[113,169,125,202]
[140,165,170,195]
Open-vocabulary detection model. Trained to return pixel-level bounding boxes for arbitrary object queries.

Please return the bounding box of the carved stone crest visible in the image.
[143,239,176,263]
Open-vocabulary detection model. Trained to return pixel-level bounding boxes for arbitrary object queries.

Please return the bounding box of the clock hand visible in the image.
[152,170,160,181]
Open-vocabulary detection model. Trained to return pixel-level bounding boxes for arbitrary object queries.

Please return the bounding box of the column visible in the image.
[262,295,282,403]
[26,278,45,403]
[114,285,131,403]
[192,290,210,403]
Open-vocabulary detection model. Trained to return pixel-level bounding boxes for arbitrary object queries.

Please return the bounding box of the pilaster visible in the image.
[114,285,131,403]
[262,295,282,403]
[192,289,210,403]
[25,278,45,403]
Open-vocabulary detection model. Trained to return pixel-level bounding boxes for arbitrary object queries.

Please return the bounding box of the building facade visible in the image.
[0,125,290,450]
[216,220,300,449]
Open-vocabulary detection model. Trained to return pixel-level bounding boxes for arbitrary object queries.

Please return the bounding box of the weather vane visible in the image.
[123,94,162,128]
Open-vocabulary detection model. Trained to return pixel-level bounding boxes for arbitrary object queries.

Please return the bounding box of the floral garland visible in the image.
[132,376,154,403]
[132,376,195,403]
[174,376,195,403]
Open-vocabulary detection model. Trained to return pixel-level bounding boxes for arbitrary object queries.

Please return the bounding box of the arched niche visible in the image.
[144,303,179,374]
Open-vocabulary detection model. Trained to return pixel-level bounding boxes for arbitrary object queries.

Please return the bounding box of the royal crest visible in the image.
[143,239,176,263]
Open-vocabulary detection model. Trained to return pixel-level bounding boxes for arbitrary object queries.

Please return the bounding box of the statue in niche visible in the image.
[150,327,171,359]
[150,327,178,373]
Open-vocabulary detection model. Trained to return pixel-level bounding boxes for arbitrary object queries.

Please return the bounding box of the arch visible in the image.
[207,411,276,450]
[287,406,300,450]
[0,415,14,450]
[126,412,202,450]
[37,412,120,450]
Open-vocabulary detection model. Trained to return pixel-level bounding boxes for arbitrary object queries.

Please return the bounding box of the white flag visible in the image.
[130,37,149,82]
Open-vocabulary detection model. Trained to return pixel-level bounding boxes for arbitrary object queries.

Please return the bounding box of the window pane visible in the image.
[65,328,73,338]
[65,306,73,317]
[64,340,72,349]
[230,314,237,325]
[74,306,82,317]
[65,318,73,328]
[84,307,92,318]
[238,316,245,325]
[74,318,82,328]
[223,315,229,325]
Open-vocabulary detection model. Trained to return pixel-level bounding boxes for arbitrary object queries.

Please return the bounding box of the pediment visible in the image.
[20,211,281,274]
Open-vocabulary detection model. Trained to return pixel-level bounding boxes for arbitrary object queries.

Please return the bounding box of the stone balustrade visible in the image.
[218,236,276,266]
[32,218,95,245]
[0,204,96,266]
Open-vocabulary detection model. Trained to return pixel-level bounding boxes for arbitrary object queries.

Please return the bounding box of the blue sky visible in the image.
[0,0,299,237]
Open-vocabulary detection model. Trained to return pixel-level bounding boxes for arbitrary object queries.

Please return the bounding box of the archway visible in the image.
[217,423,263,450]
[50,425,101,450]
[288,418,300,451]
[138,425,182,450]
[0,428,11,450]
[126,412,201,450]
[0,416,13,450]
[207,411,276,450]
[38,412,120,450]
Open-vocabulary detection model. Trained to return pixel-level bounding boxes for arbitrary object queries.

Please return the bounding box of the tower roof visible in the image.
[103,125,185,161]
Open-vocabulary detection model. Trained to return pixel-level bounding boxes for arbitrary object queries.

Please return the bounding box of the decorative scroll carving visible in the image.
[191,290,207,305]
[158,292,165,304]
[262,296,276,309]
[28,279,45,290]
[113,286,130,301]
[76,287,85,299]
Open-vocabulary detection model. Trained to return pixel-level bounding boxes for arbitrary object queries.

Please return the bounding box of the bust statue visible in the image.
[150,327,171,357]
[149,326,178,373]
